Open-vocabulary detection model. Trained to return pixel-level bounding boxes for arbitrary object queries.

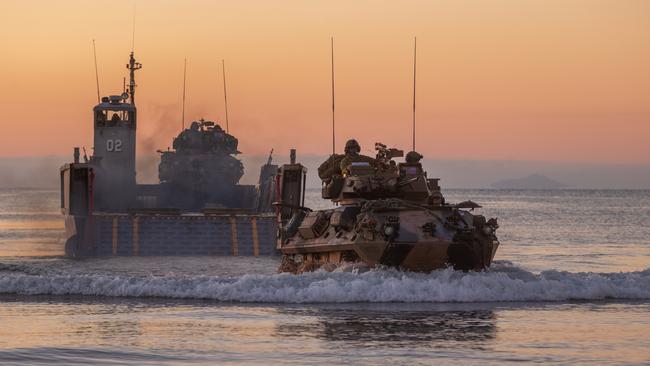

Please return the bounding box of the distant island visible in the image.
[491,174,568,189]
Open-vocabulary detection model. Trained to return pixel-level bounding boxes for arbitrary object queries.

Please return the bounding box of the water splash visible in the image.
[1,263,649,303]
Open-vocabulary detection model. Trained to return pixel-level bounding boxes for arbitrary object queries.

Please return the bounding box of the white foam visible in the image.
[1,265,649,303]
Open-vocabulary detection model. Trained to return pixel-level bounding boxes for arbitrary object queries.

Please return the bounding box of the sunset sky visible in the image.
[0,0,648,164]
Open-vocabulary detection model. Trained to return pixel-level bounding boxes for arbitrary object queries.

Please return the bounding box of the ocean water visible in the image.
[0,188,649,365]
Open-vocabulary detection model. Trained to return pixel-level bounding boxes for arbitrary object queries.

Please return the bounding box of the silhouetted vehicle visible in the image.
[158,119,256,210]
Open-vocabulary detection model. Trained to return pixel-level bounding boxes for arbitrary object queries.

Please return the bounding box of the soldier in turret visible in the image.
[405,150,423,163]
[339,139,375,176]
[172,121,203,152]
[317,139,375,182]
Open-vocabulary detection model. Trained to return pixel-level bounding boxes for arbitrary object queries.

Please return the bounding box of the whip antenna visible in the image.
[182,58,187,131]
[222,59,230,133]
[331,36,336,154]
[131,2,136,52]
[92,39,100,103]
[412,36,417,152]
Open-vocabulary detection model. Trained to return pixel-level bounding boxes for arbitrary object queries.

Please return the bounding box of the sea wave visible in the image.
[1,264,649,303]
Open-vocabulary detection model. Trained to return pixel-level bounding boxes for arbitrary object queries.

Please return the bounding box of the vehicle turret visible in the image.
[323,142,444,206]
[170,119,240,155]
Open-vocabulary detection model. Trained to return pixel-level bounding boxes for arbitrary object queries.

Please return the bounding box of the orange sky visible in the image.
[0,0,648,163]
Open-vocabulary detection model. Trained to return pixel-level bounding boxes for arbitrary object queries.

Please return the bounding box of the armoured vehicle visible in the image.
[275,141,500,273]
[158,119,256,210]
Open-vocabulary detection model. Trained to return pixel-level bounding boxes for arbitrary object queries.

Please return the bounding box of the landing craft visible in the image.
[60,51,279,258]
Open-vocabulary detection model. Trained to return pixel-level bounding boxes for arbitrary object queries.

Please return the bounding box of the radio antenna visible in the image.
[131,2,136,52]
[412,36,417,152]
[182,58,187,131]
[331,36,336,155]
[92,39,100,103]
[221,59,230,133]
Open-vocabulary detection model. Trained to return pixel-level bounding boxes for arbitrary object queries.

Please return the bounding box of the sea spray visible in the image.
[1,264,649,303]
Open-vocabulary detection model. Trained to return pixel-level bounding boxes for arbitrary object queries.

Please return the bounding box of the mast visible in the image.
[126,52,142,106]
[126,5,141,106]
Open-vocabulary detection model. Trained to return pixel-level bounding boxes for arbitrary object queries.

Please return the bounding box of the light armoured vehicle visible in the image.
[275,141,500,273]
[158,119,257,210]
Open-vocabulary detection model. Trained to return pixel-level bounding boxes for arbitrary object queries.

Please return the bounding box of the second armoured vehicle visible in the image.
[158,119,257,210]
[275,140,500,273]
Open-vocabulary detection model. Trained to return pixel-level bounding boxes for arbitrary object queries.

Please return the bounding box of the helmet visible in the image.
[405,151,423,163]
[344,139,361,155]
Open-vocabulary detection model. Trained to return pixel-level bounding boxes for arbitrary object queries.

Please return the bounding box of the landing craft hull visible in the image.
[63,212,278,257]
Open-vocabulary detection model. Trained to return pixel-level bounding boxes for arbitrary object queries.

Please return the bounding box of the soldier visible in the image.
[173,121,201,151]
[108,112,121,126]
[339,139,375,175]
[318,139,375,182]
[405,151,423,163]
